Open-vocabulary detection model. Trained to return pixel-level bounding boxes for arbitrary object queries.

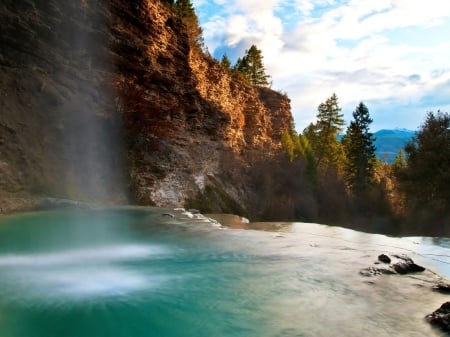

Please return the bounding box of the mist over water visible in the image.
[49,2,127,203]
[0,208,449,337]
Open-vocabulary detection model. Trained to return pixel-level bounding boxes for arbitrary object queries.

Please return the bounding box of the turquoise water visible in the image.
[0,208,448,337]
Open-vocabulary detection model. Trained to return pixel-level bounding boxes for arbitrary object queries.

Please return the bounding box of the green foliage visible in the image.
[174,0,196,20]
[249,155,318,221]
[342,102,377,192]
[398,111,450,216]
[298,134,317,180]
[281,130,317,182]
[234,45,270,86]
[392,149,407,173]
[281,131,296,161]
[303,93,345,172]
[220,54,231,69]
[174,0,204,48]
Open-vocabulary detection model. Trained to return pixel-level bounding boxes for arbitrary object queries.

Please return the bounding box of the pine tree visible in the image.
[342,102,376,191]
[234,57,249,78]
[174,0,203,48]
[306,93,345,171]
[281,131,296,162]
[399,111,450,214]
[245,45,270,86]
[234,45,270,86]
[220,54,231,69]
[392,149,407,173]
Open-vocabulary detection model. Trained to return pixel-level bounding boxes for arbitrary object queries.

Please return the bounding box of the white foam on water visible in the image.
[35,266,150,297]
[0,244,172,303]
[0,244,168,267]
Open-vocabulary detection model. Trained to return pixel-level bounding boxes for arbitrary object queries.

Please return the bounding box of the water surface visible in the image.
[0,208,448,337]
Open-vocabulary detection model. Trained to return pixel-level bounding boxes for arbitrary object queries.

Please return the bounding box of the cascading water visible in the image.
[45,1,127,203]
[0,207,449,337]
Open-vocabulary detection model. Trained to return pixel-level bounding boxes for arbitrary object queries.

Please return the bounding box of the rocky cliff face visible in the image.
[0,0,293,215]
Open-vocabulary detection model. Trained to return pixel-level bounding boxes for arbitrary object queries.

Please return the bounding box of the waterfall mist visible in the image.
[46,1,128,203]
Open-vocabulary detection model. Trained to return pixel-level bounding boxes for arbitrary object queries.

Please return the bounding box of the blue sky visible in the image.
[192,0,450,132]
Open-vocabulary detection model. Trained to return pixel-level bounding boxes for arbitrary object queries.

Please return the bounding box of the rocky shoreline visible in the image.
[361,253,450,334]
[0,191,40,214]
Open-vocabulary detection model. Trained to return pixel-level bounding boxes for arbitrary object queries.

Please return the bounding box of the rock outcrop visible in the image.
[360,254,425,276]
[0,0,293,214]
[426,302,450,333]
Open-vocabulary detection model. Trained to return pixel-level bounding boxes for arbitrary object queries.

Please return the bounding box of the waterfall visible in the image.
[46,1,128,204]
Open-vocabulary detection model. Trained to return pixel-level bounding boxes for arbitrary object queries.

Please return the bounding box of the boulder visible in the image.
[360,254,425,276]
[392,261,425,274]
[426,302,450,333]
[378,254,391,264]
[432,282,450,294]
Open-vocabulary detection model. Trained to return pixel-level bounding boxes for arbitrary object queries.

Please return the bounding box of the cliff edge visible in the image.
[0,0,293,215]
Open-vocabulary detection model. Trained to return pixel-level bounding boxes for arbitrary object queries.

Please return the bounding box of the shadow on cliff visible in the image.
[0,0,130,208]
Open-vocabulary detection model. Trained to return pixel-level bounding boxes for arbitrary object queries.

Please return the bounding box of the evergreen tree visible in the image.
[342,102,376,191]
[220,54,231,69]
[234,45,270,86]
[234,56,249,79]
[174,0,203,48]
[306,93,345,171]
[245,45,270,86]
[392,149,407,173]
[399,111,450,214]
[298,134,316,180]
[281,131,296,162]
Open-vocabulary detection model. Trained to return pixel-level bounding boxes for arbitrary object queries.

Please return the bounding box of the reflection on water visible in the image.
[0,208,449,337]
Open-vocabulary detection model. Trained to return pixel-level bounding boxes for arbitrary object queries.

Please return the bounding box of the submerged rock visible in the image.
[426,302,450,333]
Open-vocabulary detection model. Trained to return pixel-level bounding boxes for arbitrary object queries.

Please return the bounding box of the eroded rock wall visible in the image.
[0,0,294,214]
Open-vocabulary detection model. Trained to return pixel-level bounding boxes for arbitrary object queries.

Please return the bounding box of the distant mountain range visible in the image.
[373,129,416,163]
[338,129,416,163]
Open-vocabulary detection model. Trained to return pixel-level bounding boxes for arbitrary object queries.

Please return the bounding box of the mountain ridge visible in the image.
[373,129,415,163]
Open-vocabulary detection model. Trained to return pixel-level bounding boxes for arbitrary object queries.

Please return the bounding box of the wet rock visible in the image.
[360,254,425,276]
[426,302,450,333]
[378,254,391,264]
[433,282,450,294]
[392,254,415,263]
[392,261,425,274]
[360,266,396,277]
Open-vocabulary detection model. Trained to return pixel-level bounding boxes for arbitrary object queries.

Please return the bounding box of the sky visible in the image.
[192,0,450,132]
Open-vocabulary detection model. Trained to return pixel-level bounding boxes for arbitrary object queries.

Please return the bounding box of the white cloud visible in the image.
[233,0,281,13]
[196,0,450,130]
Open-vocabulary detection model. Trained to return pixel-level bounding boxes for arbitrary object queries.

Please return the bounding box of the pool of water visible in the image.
[0,208,448,337]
